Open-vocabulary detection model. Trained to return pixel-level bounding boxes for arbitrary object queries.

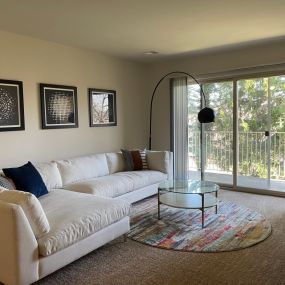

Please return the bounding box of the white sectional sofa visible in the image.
[0,150,173,285]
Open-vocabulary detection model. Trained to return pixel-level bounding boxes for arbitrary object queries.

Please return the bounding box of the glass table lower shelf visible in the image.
[158,180,220,228]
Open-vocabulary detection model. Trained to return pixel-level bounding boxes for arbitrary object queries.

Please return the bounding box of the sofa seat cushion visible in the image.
[113,170,166,191]
[63,170,167,198]
[37,189,130,256]
[63,174,134,197]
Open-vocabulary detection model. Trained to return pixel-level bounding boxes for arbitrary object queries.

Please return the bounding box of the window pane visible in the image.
[269,75,285,190]
[203,81,233,185]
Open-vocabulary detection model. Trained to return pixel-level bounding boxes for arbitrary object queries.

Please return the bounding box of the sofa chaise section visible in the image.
[37,190,130,280]
[0,189,130,285]
[38,189,130,256]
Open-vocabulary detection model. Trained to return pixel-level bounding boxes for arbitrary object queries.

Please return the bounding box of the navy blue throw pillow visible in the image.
[3,161,48,198]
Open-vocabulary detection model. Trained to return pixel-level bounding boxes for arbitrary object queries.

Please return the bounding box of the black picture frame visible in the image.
[0,79,25,132]
[40,83,78,129]
[88,88,117,127]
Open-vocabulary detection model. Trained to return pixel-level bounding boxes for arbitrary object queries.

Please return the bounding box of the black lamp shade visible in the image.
[198,107,215,123]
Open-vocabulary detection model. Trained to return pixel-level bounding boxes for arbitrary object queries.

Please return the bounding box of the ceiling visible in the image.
[0,0,285,62]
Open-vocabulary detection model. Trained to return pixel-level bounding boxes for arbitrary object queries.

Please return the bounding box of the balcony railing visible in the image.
[188,131,285,180]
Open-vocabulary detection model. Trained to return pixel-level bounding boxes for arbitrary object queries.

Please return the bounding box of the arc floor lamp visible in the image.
[148,71,215,150]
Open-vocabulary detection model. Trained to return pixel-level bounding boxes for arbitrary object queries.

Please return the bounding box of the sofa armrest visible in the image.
[0,201,39,285]
[146,151,173,180]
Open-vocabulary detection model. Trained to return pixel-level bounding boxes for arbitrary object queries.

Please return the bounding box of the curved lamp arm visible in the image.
[149,71,214,150]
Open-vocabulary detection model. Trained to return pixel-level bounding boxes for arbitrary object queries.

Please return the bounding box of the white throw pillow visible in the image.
[0,190,50,238]
[35,162,63,190]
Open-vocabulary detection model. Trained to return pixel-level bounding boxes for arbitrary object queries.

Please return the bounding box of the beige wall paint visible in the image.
[148,40,285,151]
[2,31,285,168]
[0,31,148,168]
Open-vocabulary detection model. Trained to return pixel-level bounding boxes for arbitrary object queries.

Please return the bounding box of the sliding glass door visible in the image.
[178,72,285,193]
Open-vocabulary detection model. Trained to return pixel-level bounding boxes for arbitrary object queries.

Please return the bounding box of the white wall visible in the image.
[148,40,285,150]
[0,31,148,168]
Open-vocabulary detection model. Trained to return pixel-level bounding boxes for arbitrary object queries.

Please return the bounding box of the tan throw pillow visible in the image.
[0,190,50,238]
[146,151,170,174]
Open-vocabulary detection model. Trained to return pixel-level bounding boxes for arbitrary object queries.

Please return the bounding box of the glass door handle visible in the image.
[265,131,270,137]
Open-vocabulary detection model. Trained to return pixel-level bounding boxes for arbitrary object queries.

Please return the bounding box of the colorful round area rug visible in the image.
[127,197,272,252]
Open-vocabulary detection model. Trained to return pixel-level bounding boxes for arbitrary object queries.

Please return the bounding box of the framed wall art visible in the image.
[40,83,78,129]
[88,88,117,127]
[0,79,25,132]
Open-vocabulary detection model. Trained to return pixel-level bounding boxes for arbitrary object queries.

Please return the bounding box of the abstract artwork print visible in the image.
[40,84,78,129]
[0,79,24,132]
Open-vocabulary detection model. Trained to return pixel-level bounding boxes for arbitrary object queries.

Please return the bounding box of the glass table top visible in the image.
[158,179,219,194]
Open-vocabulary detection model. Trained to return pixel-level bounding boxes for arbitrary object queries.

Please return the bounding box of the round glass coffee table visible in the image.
[158,180,219,228]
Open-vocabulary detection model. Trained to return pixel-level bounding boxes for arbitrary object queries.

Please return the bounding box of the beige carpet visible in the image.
[36,190,285,285]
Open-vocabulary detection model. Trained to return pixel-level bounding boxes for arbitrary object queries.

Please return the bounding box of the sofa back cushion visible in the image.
[34,162,63,190]
[56,154,109,185]
[105,152,125,174]
[0,190,50,238]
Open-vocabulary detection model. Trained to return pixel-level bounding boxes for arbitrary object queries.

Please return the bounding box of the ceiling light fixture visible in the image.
[144,51,159,55]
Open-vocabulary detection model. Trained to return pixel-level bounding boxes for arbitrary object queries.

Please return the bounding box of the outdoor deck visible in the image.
[189,170,285,193]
